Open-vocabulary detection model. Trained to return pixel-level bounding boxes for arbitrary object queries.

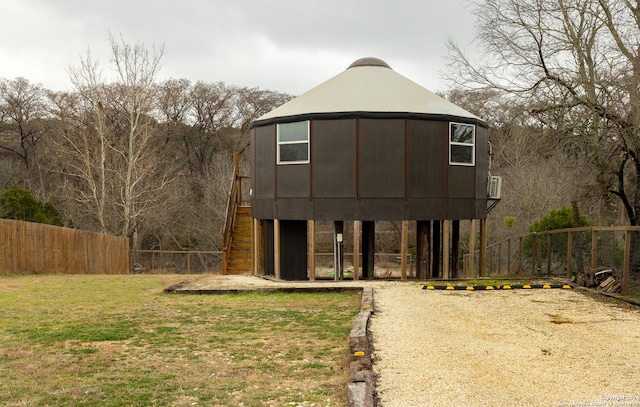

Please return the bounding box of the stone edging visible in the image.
[347,286,377,407]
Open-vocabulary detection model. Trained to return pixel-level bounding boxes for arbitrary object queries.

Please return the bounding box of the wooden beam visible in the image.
[308,220,316,281]
[442,220,450,279]
[479,218,487,277]
[416,221,430,279]
[401,220,408,280]
[468,219,476,278]
[274,219,281,280]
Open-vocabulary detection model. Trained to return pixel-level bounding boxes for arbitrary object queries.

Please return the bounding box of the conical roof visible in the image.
[252,57,486,128]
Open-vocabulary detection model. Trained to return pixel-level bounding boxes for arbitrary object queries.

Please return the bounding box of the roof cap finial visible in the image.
[348,57,391,69]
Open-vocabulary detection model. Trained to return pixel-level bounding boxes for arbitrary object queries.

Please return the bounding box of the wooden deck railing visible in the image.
[221,152,251,274]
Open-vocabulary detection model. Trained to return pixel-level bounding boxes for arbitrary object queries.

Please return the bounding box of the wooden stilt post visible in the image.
[274,219,281,280]
[468,219,476,278]
[353,221,360,281]
[452,220,460,278]
[401,220,408,280]
[417,221,430,279]
[443,220,450,279]
[479,218,487,277]
[308,220,316,281]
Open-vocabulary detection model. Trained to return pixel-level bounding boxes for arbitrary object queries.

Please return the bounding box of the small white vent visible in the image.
[488,176,502,199]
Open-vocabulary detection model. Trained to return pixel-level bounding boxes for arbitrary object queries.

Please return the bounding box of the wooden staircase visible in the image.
[222,153,253,275]
[224,206,253,274]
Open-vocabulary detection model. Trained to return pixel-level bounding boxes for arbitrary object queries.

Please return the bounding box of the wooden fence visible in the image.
[0,219,130,275]
[465,226,640,295]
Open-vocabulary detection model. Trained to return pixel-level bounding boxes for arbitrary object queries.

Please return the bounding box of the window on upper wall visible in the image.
[277,121,310,164]
[449,122,475,166]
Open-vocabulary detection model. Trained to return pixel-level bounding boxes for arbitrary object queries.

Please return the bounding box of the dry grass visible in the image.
[0,274,360,406]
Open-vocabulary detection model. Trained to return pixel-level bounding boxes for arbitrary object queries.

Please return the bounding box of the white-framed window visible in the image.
[449,122,475,166]
[277,121,310,164]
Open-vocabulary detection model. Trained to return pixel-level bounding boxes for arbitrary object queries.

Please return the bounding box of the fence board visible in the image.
[0,219,129,275]
[472,226,640,296]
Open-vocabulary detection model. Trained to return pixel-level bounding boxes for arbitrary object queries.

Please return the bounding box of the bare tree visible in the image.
[49,35,174,237]
[447,0,640,227]
[0,77,48,190]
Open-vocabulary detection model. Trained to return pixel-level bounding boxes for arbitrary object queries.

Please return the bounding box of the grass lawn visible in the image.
[0,275,361,406]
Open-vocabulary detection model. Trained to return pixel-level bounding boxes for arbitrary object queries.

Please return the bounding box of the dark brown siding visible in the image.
[358,119,404,198]
[275,199,313,220]
[251,117,489,221]
[312,120,357,198]
[279,220,308,280]
[254,125,275,199]
[475,126,489,199]
[407,120,447,198]
[277,164,310,198]
[449,166,476,198]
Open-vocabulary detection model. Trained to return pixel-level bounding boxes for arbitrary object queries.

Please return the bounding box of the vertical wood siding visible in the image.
[0,219,129,275]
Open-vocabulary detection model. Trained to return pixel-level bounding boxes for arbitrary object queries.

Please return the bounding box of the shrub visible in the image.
[0,185,64,226]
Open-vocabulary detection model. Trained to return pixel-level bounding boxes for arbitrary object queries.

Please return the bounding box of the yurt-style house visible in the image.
[223,57,498,280]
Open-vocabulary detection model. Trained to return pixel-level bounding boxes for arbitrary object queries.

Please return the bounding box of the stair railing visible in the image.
[222,153,242,274]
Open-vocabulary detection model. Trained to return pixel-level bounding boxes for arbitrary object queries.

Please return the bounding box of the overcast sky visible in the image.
[1,0,478,96]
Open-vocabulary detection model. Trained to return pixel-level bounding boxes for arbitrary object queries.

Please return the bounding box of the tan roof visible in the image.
[254,57,484,125]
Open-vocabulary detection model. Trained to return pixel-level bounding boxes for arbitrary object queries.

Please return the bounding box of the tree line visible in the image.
[0,36,292,250]
[444,0,640,240]
[4,0,640,258]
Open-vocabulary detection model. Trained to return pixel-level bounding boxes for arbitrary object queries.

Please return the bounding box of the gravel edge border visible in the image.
[347,286,377,407]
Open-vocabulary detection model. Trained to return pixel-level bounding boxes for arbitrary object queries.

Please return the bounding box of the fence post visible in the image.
[187,252,191,274]
[518,237,523,275]
[623,229,631,294]
[591,228,598,268]
[567,232,573,279]
[532,233,537,275]
[507,239,511,274]
[547,234,552,276]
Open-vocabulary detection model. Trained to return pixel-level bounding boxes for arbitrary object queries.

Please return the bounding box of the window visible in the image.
[277,121,309,164]
[449,122,475,165]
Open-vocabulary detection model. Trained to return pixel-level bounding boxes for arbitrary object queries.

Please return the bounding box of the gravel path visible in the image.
[369,282,640,407]
[173,275,640,406]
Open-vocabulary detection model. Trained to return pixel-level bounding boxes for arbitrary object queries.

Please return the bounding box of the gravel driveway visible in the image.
[370,282,640,407]
[171,275,640,406]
